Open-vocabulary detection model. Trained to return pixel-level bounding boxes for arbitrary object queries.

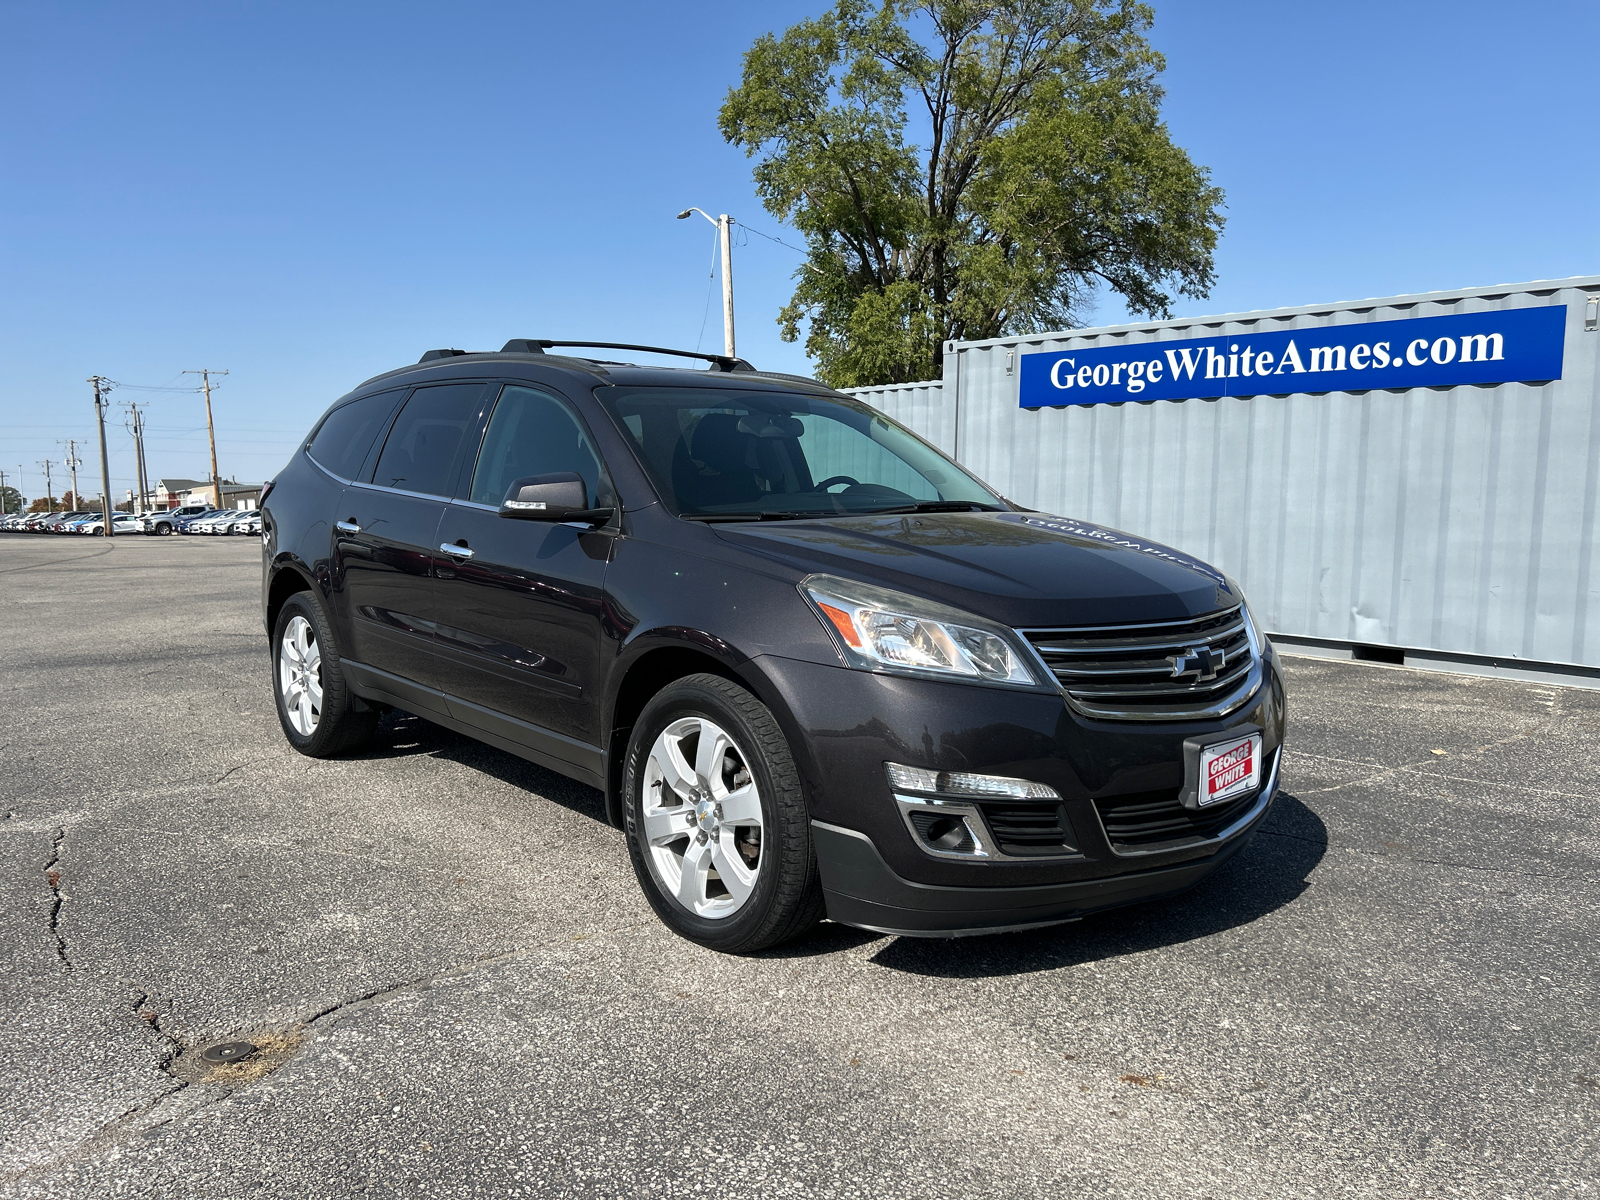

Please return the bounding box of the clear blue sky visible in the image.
[3,1,1595,502]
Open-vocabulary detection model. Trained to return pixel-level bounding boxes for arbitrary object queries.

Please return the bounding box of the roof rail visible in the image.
[418,348,469,363]
[499,339,756,374]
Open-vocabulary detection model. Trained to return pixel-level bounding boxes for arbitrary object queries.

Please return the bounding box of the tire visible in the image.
[623,673,823,953]
[155,522,172,536]
[271,590,377,757]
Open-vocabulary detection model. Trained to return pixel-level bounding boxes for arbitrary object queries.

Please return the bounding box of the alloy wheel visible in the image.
[278,615,323,736]
[641,716,763,919]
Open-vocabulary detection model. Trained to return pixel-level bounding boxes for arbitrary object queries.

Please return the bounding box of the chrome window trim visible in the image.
[1095,747,1281,859]
[304,448,351,486]
[347,480,454,503]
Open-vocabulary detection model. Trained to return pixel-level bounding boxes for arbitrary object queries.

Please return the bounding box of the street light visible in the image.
[678,207,735,359]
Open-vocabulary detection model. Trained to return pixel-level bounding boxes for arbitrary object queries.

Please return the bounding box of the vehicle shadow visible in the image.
[355,709,609,823]
[858,793,1328,978]
[356,711,1327,973]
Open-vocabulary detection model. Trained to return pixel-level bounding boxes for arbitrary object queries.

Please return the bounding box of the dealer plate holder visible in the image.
[1178,724,1263,812]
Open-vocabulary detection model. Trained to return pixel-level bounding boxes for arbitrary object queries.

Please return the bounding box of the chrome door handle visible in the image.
[440,542,473,559]
[335,520,361,534]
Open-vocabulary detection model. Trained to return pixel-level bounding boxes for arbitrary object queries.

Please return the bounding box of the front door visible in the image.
[433,383,615,763]
[336,382,489,708]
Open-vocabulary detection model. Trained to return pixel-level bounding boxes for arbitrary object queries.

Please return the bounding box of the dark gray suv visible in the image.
[262,341,1285,952]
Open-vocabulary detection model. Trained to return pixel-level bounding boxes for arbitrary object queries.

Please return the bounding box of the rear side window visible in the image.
[469,385,605,507]
[306,388,407,481]
[370,383,486,497]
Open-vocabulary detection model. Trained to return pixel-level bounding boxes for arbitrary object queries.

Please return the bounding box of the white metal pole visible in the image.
[719,215,736,359]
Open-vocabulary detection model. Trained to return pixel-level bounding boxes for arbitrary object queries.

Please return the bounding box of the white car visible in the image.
[189,510,241,534]
[229,510,262,535]
[80,513,143,535]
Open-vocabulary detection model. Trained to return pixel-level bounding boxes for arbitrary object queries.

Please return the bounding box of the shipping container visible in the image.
[848,276,1600,680]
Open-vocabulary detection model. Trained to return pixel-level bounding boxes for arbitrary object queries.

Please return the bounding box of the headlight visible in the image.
[1225,576,1268,657]
[801,573,1039,687]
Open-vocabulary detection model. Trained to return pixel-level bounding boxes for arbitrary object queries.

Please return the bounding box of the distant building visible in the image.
[142,478,208,510]
[182,481,263,509]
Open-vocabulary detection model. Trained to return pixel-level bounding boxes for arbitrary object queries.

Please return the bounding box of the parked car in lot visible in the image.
[141,504,214,535]
[262,340,1285,953]
[46,512,92,533]
[80,512,142,535]
[230,510,262,536]
[186,510,230,534]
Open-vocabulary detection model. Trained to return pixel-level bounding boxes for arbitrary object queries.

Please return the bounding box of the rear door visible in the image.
[336,382,491,709]
[433,383,615,767]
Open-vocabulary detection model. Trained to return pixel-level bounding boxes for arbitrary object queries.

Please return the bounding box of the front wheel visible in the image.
[623,674,823,953]
[271,591,377,757]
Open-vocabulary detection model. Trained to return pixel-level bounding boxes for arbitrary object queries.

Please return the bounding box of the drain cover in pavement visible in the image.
[200,1041,259,1064]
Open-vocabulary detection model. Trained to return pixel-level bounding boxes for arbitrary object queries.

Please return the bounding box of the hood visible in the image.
[712,511,1239,628]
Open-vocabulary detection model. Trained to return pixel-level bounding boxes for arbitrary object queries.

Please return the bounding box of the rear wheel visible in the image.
[271,591,376,757]
[623,674,823,953]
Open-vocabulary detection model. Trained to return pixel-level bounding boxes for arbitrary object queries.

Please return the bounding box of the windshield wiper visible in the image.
[859,500,1007,515]
[682,511,829,522]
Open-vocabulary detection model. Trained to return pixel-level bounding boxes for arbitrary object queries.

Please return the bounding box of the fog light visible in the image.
[885,762,1060,801]
[908,811,977,854]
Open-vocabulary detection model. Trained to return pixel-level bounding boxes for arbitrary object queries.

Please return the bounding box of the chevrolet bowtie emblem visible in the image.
[1168,645,1225,682]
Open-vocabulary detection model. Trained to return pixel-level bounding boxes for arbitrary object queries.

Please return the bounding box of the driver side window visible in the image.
[470,385,605,507]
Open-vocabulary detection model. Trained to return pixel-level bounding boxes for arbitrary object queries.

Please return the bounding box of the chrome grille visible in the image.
[1022,606,1259,721]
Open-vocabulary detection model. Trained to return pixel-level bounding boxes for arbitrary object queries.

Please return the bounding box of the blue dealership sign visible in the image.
[1018,305,1567,408]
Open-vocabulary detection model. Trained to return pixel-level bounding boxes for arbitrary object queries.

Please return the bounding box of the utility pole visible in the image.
[59,439,82,509]
[125,402,150,513]
[183,368,227,509]
[38,459,55,511]
[718,214,735,359]
[0,468,8,515]
[676,208,736,358]
[89,376,114,536]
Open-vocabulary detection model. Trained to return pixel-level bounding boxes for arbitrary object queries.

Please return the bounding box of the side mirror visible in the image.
[499,473,614,525]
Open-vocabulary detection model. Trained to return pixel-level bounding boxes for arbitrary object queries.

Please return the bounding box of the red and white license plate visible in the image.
[1199,732,1262,807]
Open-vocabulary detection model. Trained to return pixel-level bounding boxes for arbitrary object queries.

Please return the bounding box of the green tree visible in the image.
[0,485,22,515]
[720,0,1224,388]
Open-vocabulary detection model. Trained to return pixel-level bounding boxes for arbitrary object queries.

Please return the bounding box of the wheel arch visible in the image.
[265,559,318,637]
[602,641,813,830]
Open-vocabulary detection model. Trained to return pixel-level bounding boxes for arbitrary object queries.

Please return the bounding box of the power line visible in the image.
[736,221,807,254]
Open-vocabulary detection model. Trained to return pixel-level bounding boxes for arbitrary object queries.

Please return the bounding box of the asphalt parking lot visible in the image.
[1,535,1596,1199]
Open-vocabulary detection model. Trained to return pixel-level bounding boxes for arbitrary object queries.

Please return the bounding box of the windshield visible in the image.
[595,386,1002,519]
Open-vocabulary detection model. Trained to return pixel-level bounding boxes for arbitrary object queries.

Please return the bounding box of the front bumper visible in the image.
[746,647,1286,933]
[813,746,1280,936]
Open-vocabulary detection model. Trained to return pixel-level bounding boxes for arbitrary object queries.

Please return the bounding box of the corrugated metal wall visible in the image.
[854,277,1600,669]
[842,381,952,456]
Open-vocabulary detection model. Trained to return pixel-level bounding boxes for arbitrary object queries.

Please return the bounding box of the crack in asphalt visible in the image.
[130,988,187,1071]
[0,987,193,1189]
[0,945,546,1187]
[301,947,532,1027]
[45,827,70,969]
[211,757,270,786]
